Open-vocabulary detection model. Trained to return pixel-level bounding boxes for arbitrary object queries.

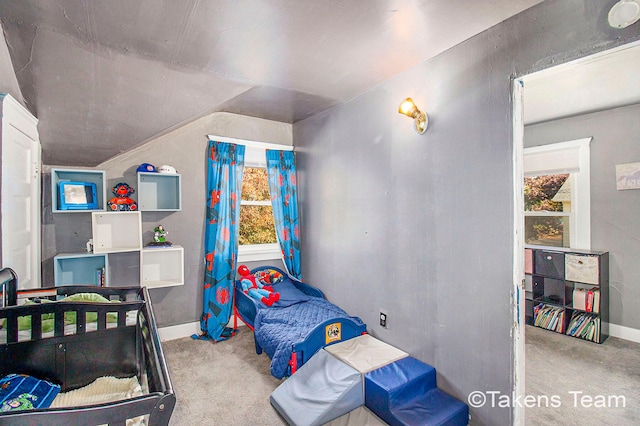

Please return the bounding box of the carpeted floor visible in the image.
[161,325,640,425]
[162,328,286,426]
[525,325,640,425]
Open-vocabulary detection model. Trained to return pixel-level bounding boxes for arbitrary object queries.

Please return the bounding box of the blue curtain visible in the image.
[266,150,302,280]
[194,140,245,341]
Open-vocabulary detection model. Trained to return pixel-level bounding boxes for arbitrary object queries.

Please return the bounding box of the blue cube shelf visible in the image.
[53,252,108,286]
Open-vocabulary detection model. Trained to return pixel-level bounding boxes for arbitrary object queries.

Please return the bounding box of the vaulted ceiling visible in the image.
[0,0,545,166]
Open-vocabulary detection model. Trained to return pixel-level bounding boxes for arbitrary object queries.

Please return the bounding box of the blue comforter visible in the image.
[254,297,363,379]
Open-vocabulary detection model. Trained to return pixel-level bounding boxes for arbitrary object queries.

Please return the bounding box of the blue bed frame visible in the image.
[233,266,366,376]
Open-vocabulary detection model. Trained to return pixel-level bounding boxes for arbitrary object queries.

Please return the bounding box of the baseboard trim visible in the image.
[158,321,201,341]
[608,323,640,343]
[158,319,638,343]
[158,316,247,342]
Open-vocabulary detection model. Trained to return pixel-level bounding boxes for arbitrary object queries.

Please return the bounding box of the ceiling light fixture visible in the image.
[608,0,640,28]
[398,98,428,134]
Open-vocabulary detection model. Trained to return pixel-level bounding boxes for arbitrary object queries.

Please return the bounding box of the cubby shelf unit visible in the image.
[53,252,108,286]
[91,211,142,254]
[525,246,609,344]
[140,246,184,288]
[51,168,106,213]
[51,169,185,289]
[137,172,181,211]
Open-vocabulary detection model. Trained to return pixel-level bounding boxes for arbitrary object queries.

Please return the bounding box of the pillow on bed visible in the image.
[271,281,313,307]
[254,269,285,286]
[0,374,60,411]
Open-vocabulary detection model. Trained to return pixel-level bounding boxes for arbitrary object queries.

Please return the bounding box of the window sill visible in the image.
[238,243,281,262]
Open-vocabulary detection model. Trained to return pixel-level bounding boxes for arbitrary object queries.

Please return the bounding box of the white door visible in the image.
[1,94,41,289]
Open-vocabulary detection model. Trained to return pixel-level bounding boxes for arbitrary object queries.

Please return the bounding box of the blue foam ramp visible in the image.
[365,357,469,426]
[270,348,363,426]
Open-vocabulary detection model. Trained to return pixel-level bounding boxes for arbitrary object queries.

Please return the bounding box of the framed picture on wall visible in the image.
[615,161,640,190]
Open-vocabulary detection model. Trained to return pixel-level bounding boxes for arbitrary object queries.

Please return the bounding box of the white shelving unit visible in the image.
[52,169,184,289]
[137,172,181,211]
[141,246,184,288]
[92,211,142,253]
[51,168,106,213]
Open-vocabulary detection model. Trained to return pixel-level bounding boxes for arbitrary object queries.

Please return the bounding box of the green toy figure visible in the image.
[154,225,167,243]
[146,225,172,247]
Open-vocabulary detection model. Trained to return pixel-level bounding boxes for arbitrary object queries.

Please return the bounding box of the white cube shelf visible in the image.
[137,172,181,211]
[92,211,142,253]
[51,168,106,213]
[141,246,184,288]
[54,252,108,286]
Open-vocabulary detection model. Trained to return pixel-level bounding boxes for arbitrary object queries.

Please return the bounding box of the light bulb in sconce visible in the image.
[398,98,428,134]
[608,0,640,28]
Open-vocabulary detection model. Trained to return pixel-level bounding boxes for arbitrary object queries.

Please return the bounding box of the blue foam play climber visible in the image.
[270,349,363,425]
[365,356,469,426]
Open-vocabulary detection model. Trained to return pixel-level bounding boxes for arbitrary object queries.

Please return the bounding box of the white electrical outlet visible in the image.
[380,310,388,328]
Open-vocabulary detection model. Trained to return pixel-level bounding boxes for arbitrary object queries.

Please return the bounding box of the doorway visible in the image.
[513,40,640,425]
[1,94,41,289]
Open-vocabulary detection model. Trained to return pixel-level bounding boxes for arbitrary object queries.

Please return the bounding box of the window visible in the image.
[206,135,294,261]
[524,173,570,247]
[240,167,277,245]
[237,143,280,261]
[524,138,591,249]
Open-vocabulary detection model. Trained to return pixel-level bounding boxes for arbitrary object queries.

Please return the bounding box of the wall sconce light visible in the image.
[608,0,640,28]
[398,98,428,134]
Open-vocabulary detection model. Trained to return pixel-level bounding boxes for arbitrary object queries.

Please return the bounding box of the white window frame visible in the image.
[524,138,591,250]
[207,135,293,262]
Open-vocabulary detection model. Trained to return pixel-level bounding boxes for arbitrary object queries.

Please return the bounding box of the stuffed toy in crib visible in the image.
[238,264,280,307]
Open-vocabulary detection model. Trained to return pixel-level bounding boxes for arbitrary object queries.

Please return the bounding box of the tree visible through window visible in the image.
[240,167,277,245]
[524,174,570,247]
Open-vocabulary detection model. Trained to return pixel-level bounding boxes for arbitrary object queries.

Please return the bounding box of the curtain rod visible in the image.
[206,134,294,151]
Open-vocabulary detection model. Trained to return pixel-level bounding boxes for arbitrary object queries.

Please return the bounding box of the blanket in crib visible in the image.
[51,376,144,426]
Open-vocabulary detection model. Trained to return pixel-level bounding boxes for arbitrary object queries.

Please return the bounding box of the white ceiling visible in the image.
[523,40,640,125]
[0,0,544,166]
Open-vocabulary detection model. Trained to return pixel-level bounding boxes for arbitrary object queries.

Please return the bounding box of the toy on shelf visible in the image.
[157,164,177,174]
[238,264,280,307]
[146,224,173,247]
[136,163,157,173]
[107,182,138,211]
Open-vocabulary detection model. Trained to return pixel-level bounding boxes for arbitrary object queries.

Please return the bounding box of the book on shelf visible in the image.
[566,310,600,342]
[572,288,587,310]
[572,287,600,313]
[533,304,565,333]
[586,290,594,312]
[96,267,106,287]
[591,288,600,314]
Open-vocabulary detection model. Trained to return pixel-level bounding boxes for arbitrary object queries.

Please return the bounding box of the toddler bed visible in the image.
[233,266,366,379]
[0,267,175,425]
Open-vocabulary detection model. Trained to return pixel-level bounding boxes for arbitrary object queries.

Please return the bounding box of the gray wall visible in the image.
[0,27,23,106]
[525,104,640,331]
[41,111,292,327]
[293,1,639,424]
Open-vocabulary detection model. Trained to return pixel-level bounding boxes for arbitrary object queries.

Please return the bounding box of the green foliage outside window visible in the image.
[240,168,277,245]
[524,174,569,246]
[524,174,567,212]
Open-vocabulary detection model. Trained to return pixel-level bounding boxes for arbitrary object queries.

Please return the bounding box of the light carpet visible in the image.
[525,325,640,425]
[162,328,286,425]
